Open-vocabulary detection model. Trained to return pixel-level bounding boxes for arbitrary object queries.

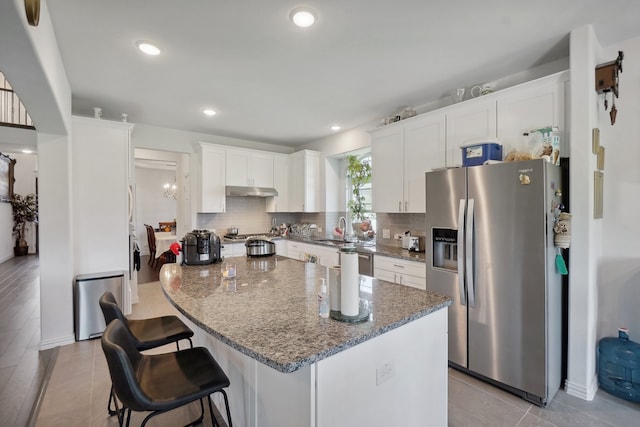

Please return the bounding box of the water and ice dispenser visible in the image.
[432,228,458,271]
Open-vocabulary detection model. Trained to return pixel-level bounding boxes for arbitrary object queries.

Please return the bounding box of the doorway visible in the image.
[133,148,190,283]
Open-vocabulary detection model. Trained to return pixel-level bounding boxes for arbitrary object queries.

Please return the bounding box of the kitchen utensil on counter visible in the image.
[221,262,236,278]
[401,231,411,249]
[408,236,425,252]
[227,226,239,236]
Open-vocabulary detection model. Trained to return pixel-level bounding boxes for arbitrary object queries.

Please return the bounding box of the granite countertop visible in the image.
[287,235,427,263]
[160,256,450,373]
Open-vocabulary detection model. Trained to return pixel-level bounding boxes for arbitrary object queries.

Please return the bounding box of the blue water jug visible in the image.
[597,328,640,402]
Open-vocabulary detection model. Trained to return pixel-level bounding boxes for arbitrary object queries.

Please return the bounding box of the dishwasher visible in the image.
[357,252,374,277]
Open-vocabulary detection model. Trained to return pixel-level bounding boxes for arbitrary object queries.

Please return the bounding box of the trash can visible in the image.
[74,271,125,340]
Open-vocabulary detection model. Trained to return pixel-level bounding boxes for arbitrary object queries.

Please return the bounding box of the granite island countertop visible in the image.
[160,256,450,373]
[285,235,427,262]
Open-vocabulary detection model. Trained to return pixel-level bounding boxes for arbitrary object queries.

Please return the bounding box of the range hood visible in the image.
[225,186,278,197]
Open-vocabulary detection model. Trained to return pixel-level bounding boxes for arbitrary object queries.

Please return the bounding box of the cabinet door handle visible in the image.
[405,201,408,212]
[393,264,405,269]
[398,201,402,212]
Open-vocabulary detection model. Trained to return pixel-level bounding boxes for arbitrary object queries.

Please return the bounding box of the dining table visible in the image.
[155,231,178,254]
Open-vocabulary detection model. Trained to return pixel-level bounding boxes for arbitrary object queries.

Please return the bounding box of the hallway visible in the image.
[0,255,56,427]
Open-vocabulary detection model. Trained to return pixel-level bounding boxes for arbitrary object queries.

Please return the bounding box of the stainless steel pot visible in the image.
[227,227,239,236]
[245,237,275,257]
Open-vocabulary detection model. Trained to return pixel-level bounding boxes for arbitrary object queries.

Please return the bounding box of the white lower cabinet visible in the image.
[374,255,426,290]
[274,240,287,256]
[287,241,339,267]
[221,243,245,258]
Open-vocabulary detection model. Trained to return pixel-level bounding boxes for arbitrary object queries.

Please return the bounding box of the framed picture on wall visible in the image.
[0,153,16,203]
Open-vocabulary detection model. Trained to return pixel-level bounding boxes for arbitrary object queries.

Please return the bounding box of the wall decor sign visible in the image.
[0,153,16,203]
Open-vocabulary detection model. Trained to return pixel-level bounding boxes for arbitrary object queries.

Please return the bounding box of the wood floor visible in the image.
[136,254,161,284]
[0,255,56,427]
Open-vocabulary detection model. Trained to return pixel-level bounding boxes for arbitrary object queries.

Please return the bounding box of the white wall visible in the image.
[0,0,75,349]
[597,36,640,340]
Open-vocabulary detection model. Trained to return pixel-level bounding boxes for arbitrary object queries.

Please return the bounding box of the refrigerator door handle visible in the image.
[467,198,476,307]
[457,199,467,306]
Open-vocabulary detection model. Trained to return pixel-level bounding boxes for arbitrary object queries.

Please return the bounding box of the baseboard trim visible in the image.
[39,334,75,351]
[26,347,59,427]
[564,375,598,401]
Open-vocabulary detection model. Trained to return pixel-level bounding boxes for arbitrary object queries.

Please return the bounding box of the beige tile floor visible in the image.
[33,282,640,427]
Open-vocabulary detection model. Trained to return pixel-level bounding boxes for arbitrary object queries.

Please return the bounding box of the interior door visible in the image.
[425,167,467,367]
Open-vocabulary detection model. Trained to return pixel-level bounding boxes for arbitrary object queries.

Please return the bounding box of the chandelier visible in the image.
[163,182,177,199]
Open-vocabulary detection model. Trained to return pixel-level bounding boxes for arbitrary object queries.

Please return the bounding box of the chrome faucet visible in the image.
[338,216,347,239]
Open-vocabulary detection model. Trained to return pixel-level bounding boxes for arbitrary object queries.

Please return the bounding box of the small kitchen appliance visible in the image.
[182,229,221,265]
[245,236,276,257]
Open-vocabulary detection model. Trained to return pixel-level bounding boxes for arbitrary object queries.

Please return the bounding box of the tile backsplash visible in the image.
[197,197,426,247]
[374,212,427,248]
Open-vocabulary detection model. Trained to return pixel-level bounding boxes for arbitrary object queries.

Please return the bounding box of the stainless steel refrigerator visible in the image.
[425,159,562,406]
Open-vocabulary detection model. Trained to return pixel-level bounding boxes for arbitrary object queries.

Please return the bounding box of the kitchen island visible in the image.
[160,256,451,427]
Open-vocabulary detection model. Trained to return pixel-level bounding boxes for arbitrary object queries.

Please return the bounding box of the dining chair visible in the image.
[144,224,158,267]
[101,319,232,427]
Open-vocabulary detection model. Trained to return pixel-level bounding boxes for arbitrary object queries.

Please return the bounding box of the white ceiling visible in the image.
[44,0,640,148]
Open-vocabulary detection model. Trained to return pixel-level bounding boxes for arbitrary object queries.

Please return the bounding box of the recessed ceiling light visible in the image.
[136,41,161,56]
[290,7,317,27]
[202,108,216,117]
[330,125,341,131]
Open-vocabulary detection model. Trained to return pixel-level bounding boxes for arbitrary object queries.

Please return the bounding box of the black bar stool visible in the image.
[99,291,195,415]
[102,319,232,427]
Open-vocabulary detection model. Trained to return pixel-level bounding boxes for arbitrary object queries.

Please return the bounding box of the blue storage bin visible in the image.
[597,328,640,402]
[461,142,502,166]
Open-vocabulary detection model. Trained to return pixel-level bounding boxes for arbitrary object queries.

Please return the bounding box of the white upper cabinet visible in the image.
[289,150,321,212]
[403,114,446,212]
[445,98,497,167]
[372,112,445,213]
[496,72,567,156]
[267,153,289,212]
[226,148,274,188]
[200,143,226,212]
[371,126,404,213]
[444,71,568,166]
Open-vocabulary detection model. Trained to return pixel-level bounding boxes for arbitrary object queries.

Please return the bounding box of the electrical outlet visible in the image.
[393,233,402,240]
[317,227,322,233]
[376,360,395,386]
[382,229,390,239]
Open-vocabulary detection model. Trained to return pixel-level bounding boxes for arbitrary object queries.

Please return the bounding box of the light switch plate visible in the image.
[382,229,390,239]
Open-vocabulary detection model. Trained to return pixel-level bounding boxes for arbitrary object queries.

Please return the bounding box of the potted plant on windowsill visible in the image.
[346,155,374,240]
[11,193,38,256]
